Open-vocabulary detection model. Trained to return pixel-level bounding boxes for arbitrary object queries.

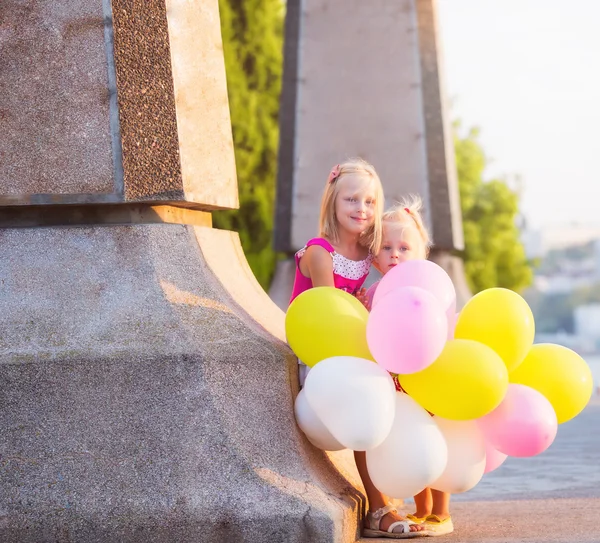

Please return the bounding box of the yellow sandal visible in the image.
[406,514,427,524]
[422,514,454,536]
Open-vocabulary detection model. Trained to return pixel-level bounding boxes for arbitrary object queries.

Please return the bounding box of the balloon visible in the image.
[447,311,459,341]
[364,280,379,311]
[304,356,396,450]
[294,389,345,451]
[371,260,456,312]
[431,417,486,494]
[484,441,507,474]
[286,287,372,367]
[399,340,509,420]
[478,384,557,457]
[367,287,448,374]
[454,288,535,372]
[509,343,593,424]
[366,393,448,499]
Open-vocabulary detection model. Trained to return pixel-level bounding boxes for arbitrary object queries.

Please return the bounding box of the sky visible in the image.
[437,0,600,230]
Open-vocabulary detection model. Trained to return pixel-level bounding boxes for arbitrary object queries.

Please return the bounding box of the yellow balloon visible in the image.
[285,287,373,367]
[454,288,535,372]
[509,344,593,424]
[400,339,508,420]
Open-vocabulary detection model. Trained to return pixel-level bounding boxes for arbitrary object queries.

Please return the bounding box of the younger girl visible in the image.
[290,159,426,538]
[369,196,454,537]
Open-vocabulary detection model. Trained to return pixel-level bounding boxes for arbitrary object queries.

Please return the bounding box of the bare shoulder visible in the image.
[304,243,332,262]
[299,244,334,286]
[302,244,333,272]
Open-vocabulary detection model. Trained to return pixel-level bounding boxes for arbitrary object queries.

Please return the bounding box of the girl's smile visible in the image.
[334,175,377,235]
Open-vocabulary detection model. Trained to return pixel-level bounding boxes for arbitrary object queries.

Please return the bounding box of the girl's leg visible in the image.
[353,451,425,534]
[413,487,432,518]
[431,489,451,520]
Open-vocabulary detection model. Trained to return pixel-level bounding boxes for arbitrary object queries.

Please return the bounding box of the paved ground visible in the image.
[359,397,600,542]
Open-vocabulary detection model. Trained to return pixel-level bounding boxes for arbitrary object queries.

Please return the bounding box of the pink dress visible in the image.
[289,238,373,304]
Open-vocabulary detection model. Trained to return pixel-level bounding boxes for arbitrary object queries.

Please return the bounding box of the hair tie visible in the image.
[328,164,341,184]
[404,207,411,214]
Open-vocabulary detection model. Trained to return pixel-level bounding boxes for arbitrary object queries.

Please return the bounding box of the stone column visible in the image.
[271,0,470,309]
[0,1,364,541]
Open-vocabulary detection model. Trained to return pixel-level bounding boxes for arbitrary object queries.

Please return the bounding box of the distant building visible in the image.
[522,228,543,259]
[574,304,600,342]
[534,275,594,295]
[522,223,600,258]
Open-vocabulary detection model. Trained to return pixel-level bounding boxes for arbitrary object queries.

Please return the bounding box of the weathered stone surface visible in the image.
[1,1,369,540]
[414,0,463,251]
[430,249,472,308]
[0,0,114,196]
[0,0,237,210]
[165,0,239,209]
[0,225,363,542]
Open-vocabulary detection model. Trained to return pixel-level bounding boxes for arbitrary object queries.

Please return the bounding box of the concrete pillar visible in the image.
[272,0,470,308]
[0,1,365,541]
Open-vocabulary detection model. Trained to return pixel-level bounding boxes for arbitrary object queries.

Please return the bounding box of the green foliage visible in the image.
[454,125,533,293]
[215,0,284,288]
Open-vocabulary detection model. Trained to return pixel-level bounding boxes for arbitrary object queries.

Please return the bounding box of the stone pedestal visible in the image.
[0,1,366,541]
[0,226,366,542]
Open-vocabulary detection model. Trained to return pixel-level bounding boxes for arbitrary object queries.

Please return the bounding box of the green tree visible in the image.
[454,125,533,293]
[215,0,284,288]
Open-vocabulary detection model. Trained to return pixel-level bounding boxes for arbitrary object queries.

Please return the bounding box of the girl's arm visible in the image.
[300,245,335,288]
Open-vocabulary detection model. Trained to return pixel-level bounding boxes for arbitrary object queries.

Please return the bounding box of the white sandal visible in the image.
[363,504,429,539]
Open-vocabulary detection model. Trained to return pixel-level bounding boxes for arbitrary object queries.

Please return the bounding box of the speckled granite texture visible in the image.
[1,0,237,210]
[0,0,114,195]
[0,225,363,543]
[111,0,183,202]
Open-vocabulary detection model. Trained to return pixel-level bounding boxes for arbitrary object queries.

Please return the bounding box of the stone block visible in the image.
[0,225,364,542]
[0,0,237,210]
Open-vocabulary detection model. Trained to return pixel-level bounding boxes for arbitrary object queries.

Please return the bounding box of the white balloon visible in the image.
[366,392,448,499]
[294,389,345,451]
[431,417,486,494]
[304,356,396,451]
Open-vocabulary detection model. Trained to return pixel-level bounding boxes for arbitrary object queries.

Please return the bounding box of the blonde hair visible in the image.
[381,194,432,257]
[319,158,384,253]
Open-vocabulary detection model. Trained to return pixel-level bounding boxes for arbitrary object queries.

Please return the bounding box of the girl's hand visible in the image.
[355,288,371,311]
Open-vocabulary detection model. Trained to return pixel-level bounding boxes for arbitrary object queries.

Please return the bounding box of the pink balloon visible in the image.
[367,286,448,374]
[364,280,380,311]
[372,260,456,312]
[478,384,557,458]
[483,440,507,474]
[447,310,459,341]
